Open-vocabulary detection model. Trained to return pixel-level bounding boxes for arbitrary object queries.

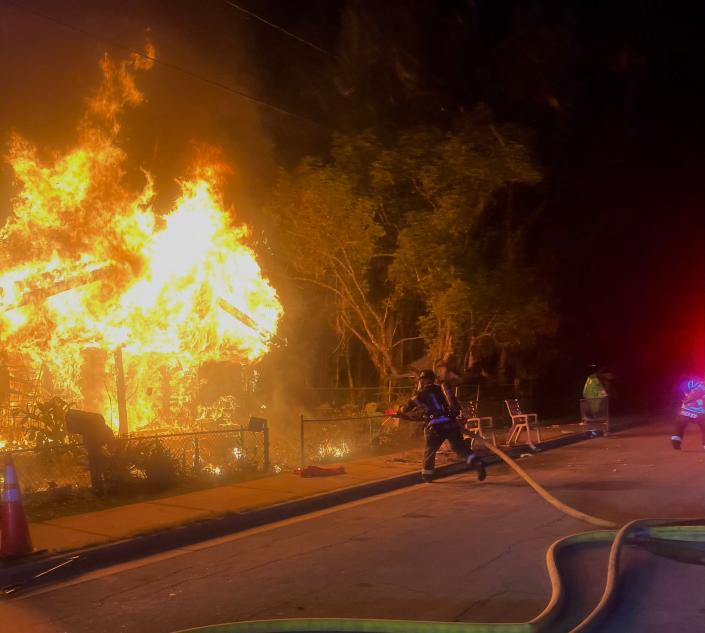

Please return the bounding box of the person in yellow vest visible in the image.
[583,367,608,398]
[583,366,608,418]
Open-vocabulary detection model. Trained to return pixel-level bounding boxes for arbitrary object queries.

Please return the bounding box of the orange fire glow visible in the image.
[0,46,282,432]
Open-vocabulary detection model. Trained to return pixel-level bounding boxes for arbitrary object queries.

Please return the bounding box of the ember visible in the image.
[0,46,282,439]
[317,441,351,460]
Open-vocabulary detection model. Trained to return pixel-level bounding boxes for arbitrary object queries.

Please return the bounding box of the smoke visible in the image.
[0,0,278,228]
[0,1,344,444]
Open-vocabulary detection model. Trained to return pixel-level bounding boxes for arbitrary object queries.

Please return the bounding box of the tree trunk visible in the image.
[335,352,340,389]
[444,324,454,362]
[464,336,477,372]
[505,186,515,267]
[498,346,509,385]
[345,341,354,389]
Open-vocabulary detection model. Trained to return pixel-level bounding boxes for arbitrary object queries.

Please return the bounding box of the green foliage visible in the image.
[417,279,474,361]
[102,439,182,493]
[382,108,542,294]
[418,264,557,375]
[375,108,553,374]
[266,147,397,377]
[268,158,383,281]
[268,105,554,383]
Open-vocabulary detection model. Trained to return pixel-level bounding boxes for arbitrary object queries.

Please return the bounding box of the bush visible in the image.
[101,438,183,493]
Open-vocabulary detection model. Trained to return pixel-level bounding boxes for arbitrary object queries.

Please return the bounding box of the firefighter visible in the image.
[399,369,486,483]
[671,378,705,450]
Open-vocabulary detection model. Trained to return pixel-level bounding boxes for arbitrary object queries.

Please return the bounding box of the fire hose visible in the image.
[176,435,705,633]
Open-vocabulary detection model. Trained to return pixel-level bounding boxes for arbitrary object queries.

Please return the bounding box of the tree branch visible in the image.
[339,312,378,361]
[392,336,424,349]
[291,276,347,303]
[489,124,507,150]
[332,269,382,352]
[340,248,385,330]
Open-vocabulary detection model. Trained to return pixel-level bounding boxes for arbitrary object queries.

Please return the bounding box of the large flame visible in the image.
[0,46,282,432]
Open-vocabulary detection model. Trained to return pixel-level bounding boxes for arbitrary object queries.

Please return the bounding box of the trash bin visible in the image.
[580,397,609,435]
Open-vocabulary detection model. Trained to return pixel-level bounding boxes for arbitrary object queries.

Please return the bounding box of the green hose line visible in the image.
[176,442,705,633]
[568,518,705,633]
[178,621,532,633]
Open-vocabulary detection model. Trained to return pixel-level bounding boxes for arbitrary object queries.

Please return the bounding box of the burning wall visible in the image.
[0,45,282,436]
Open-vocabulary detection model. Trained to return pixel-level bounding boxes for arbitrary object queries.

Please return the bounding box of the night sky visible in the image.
[1,0,703,410]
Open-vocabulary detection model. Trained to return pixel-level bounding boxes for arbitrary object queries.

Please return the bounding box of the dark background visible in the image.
[1,0,703,413]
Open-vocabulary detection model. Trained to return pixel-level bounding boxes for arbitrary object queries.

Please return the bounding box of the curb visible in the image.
[0,420,647,594]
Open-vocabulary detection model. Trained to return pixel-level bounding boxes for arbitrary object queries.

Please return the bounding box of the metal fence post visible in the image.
[193,434,200,473]
[85,440,106,495]
[300,413,305,469]
[262,421,270,472]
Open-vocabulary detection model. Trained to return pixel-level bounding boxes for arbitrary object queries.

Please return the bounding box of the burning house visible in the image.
[0,46,283,447]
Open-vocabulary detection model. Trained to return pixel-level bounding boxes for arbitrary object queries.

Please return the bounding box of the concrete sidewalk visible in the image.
[15,418,628,556]
[26,450,426,553]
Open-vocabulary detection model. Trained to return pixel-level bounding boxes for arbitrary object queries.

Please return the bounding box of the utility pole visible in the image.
[114,347,128,437]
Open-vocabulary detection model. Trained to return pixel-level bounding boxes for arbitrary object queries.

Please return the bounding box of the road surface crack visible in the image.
[453,589,508,621]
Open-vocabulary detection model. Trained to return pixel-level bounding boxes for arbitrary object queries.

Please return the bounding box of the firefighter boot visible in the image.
[467,455,486,481]
[475,459,487,481]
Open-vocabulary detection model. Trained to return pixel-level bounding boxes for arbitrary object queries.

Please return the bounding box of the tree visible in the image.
[268,106,553,387]
[265,148,399,381]
[375,107,552,379]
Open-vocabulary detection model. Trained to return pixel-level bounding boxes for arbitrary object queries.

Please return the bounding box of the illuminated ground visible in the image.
[1,418,703,633]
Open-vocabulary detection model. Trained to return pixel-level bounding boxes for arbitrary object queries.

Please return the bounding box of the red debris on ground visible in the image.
[295,466,346,477]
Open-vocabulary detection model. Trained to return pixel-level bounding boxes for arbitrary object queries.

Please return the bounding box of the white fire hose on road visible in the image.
[177,434,705,633]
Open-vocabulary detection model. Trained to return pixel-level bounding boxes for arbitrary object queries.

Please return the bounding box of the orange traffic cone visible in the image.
[1,453,33,558]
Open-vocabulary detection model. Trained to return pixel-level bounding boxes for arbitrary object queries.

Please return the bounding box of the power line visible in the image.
[2,0,327,129]
[222,0,334,57]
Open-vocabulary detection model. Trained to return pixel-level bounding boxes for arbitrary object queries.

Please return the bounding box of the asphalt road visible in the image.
[1,419,703,633]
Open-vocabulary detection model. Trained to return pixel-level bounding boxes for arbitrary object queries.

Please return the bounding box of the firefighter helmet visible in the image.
[418,369,436,386]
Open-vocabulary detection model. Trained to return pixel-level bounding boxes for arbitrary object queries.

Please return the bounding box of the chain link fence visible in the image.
[298,413,421,468]
[133,428,268,477]
[1,427,269,498]
[303,385,416,418]
[2,443,90,494]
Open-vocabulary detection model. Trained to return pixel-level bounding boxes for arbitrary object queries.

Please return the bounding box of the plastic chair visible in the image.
[504,399,541,449]
[461,400,497,447]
